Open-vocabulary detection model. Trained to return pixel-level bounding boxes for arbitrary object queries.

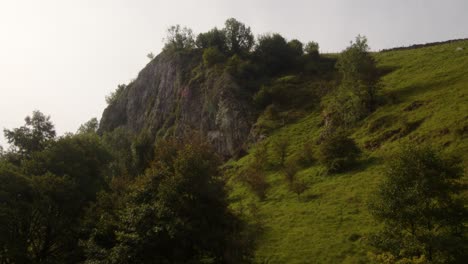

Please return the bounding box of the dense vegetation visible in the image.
[1,18,467,263]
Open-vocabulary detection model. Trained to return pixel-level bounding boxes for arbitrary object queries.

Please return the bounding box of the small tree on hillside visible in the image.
[318,132,360,174]
[283,160,299,184]
[290,180,308,200]
[4,110,56,159]
[369,145,466,263]
[336,35,379,115]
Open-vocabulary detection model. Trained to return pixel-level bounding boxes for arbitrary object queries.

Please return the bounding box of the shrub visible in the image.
[290,180,308,199]
[225,55,250,79]
[203,47,226,67]
[318,132,360,173]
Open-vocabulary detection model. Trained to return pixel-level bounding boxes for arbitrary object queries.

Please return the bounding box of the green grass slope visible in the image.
[226,40,468,263]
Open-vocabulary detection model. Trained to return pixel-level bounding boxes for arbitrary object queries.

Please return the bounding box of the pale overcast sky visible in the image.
[1,0,467,146]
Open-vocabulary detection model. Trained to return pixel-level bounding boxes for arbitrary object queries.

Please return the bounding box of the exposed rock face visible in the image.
[99,51,254,158]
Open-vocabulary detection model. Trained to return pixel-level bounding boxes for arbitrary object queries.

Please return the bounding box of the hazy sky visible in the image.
[1,0,467,147]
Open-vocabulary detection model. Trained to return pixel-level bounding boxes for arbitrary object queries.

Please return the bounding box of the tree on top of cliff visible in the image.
[163,25,196,52]
[224,18,255,55]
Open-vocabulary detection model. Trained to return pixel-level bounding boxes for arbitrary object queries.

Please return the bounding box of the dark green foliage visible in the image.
[304,41,319,56]
[131,130,155,175]
[102,127,136,178]
[224,18,254,55]
[369,145,466,263]
[225,54,253,79]
[0,113,112,264]
[23,133,111,201]
[254,33,296,75]
[3,110,56,160]
[203,46,226,67]
[196,27,228,53]
[318,132,360,173]
[84,138,247,263]
[163,25,196,52]
[290,179,308,199]
[0,163,34,263]
[253,75,310,110]
[77,117,99,134]
[288,39,304,57]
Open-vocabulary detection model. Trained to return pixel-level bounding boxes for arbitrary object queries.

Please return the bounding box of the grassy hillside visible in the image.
[226,40,468,263]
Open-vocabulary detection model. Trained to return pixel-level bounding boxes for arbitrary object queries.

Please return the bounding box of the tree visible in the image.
[224,18,254,55]
[23,133,111,202]
[336,35,379,115]
[163,25,195,52]
[196,27,228,53]
[272,136,290,167]
[0,163,34,263]
[77,117,99,134]
[203,46,226,67]
[318,131,360,174]
[283,160,299,184]
[369,145,466,263]
[305,41,319,56]
[255,33,294,75]
[3,111,56,159]
[288,39,304,57]
[84,138,244,263]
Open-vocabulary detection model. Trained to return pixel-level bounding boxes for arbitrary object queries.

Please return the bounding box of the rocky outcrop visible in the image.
[99,51,254,158]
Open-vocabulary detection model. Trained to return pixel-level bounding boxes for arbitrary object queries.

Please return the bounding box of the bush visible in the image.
[318,132,360,173]
[290,180,308,199]
[225,55,251,79]
[196,27,227,52]
[203,47,226,67]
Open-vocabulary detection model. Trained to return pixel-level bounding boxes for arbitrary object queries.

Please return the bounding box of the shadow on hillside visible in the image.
[377,65,400,77]
[347,156,382,175]
[385,80,443,103]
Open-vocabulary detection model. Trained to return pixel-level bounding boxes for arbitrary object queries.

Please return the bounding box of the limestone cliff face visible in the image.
[99,51,254,157]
